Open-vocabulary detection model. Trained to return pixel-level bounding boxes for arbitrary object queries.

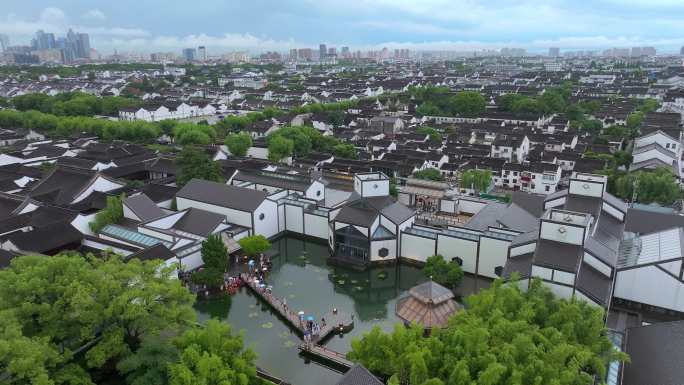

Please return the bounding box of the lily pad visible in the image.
[248,312,259,318]
[283,340,296,348]
[354,286,364,291]
[350,279,358,284]
[288,294,296,299]
[261,322,274,329]
[377,271,388,280]
[337,279,346,285]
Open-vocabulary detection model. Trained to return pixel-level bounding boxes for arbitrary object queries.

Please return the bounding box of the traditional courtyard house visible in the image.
[503,173,628,308]
[329,172,415,267]
[176,179,279,239]
[28,165,126,206]
[630,127,683,177]
[231,169,326,202]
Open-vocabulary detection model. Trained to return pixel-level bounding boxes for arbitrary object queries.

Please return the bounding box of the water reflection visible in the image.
[194,236,491,385]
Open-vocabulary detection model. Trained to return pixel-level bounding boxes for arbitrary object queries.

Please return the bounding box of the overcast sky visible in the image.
[1,0,684,54]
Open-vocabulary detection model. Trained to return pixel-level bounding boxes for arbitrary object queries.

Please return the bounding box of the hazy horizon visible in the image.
[2,0,684,54]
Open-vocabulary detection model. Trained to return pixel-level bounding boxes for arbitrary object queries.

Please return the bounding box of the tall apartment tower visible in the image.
[197,46,207,61]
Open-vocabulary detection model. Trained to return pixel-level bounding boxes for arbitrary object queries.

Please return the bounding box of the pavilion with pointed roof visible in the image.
[395,280,462,330]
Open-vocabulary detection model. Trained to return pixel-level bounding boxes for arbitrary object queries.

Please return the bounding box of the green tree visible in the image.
[270,126,312,157]
[191,235,229,288]
[201,234,229,272]
[626,112,643,135]
[348,279,627,385]
[267,135,294,162]
[460,169,492,193]
[450,91,486,117]
[423,255,464,289]
[117,336,179,385]
[224,132,252,157]
[638,98,660,114]
[333,143,358,159]
[89,193,125,232]
[412,168,443,181]
[614,168,680,205]
[238,235,271,258]
[0,253,196,384]
[176,147,224,186]
[580,119,603,135]
[173,124,216,145]
[417,126,442,142]
[168,320,257,385]
[415,102,442,117]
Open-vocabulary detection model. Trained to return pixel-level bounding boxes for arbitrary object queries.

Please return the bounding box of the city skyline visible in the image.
[1,1,684,54]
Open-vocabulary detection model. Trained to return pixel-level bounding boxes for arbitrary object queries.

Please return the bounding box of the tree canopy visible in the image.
[0,253,196,385]
[413,168,443,182]
[267,135,295,163]
[348,278,627,385]
[176,147,224,186]
[191,235,229,288]
[333,143,358,159]
[0,109,161,143]
[89,193,125,233]
[423,255,464,289]
[172,124,216,146]
[460,169,492,193]
[224,132,252,157]
[613,167,680,205]
[238,235,271,257]
[11,92,141,117]
[168,320,257,385]
[409,86,485,117]
[416,126,442,143]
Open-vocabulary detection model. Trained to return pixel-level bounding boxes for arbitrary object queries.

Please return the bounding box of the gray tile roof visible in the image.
[174,208,225,237]
[625,208,684,235]
[176,179,267,212]
[533,239,582,272]
[623,320,684,385]
[124,193,164,222]
[464,201,509,231]
[336,364,383,385]
[575,263,612,305]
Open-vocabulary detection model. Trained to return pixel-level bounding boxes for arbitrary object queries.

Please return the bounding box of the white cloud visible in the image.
[104,32,300,52]
[0,7,148,41]
[82,9,106,21]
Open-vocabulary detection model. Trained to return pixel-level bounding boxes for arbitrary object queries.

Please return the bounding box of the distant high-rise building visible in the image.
[548,47,560,57]
[341,46,350,58]
[197,46,207,61]
[328,47,337,57]
[0,34,9,52]
[681,46,684,56]
[289,48,297,60]
[76,33,90,59]
[298,48,313,61]
[33,30,56,50]
[319,43,327,60]
[182,48,196,61]
[641,46,656,56]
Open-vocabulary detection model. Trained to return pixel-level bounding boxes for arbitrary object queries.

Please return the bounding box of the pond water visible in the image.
[195,236,490,385]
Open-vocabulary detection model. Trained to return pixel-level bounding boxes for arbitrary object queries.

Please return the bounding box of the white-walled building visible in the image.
[631,129,683,177]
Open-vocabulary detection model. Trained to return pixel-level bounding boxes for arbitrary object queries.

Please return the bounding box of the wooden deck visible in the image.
[240,273,356,372]
[240,273,353,343]
[298,343,354,370]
